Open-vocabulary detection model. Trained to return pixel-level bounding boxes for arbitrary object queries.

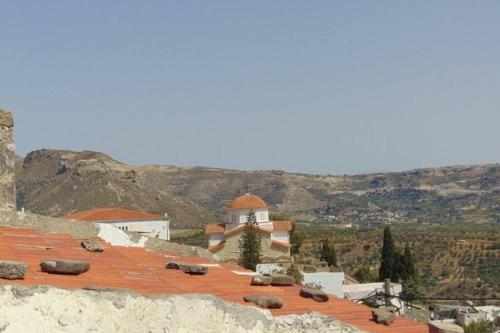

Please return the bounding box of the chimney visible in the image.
[0,109,16,222]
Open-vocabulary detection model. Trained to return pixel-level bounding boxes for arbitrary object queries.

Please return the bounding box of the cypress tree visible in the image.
[319,238,337,267]
[401,242,417,281]
[379,226,400,281]
[290,228,306,256]
[239,212,262,270]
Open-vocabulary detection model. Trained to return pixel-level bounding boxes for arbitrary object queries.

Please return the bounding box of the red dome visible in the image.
[227,193,268,209]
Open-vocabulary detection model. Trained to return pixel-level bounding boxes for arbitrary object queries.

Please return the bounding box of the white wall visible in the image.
[208,233,224,246]
[111,219,170,240]
[303,272,345,298]
[227,208,269,224]
[271,230,289,243]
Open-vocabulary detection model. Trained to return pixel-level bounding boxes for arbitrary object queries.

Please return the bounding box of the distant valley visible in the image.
[15,149,499,228]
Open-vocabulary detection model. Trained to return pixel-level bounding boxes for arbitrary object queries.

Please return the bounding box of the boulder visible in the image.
[181,264,208,275]
[0,261,28,280]
[251,275,273,286]
[299,287,329,302]
[243,294,284,309]
[372,307,396,326]
[40,259,90,275]
[270,274,295,286]
[81,240,103,252]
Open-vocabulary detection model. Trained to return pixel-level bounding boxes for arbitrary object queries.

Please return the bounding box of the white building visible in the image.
[206,193,292,259]
[303,271,345,298]
[65,207,170,240]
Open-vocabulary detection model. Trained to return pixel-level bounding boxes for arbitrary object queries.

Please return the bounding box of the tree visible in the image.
[239,212,262,270]
[319,238,337,267]
[290,227,306,256]
[464,319,494,333]
[400,276,426,305]
[378,226,401,282]
[354,264,377,283]
[286,262,304,285]
[400,243,417,281]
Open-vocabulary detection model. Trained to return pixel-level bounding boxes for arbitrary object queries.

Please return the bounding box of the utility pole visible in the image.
[384,279,392,307]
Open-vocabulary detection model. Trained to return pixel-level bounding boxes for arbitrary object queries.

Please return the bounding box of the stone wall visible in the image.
[0,109,15,222]
[0,285,367,333]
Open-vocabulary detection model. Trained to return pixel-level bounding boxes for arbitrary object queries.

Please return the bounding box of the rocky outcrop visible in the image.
[243,295,284,309]
[251,275,273,286]
[299,287,329,302]
[0,285,367,332]
[270,274,295,286]
[40,259,90,275]
[81,240,104,252]
[0,261,27,280]
[0,109,15,222]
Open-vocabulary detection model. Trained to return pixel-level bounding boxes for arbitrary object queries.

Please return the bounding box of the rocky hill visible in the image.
[16,149,499,228]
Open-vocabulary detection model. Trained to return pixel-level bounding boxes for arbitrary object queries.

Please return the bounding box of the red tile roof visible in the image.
[272,220,293,231]
[64,208,164,222]
[227,193,268,209]
[224,224,272,237]
[0,226,429,333]
[205,224,225,234]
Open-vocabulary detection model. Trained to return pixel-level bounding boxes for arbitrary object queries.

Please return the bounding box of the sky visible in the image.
[1,1,499,175]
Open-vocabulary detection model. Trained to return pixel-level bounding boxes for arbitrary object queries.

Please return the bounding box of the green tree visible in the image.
[290,227,306,256]
[354,264,377,283]
[319,238,337,267]
[379,226,401,281]
[239,212,262,270]
[464,319,494,333]
[400,277,426,304]
[286,262,304,285]
[400,243,417,281]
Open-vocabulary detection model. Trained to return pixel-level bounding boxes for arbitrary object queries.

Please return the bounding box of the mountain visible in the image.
[16,149,499,228]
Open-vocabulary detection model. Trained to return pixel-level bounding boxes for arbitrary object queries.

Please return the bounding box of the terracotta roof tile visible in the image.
[0,226,429,333]
[224,224,272,237]
[205,224,225,234]
[227,193,268,209]
[272,221,293,231]
[64,208,164,222]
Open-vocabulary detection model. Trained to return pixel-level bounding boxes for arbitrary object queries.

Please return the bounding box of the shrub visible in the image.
[286,263,304,285]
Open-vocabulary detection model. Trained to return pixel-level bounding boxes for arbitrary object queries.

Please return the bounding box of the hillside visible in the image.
[16,149,499,228]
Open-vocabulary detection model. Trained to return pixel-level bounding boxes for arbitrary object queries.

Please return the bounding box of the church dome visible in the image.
[227,193,268,209]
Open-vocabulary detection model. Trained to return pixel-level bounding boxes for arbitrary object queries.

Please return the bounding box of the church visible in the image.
[205,193,292,261]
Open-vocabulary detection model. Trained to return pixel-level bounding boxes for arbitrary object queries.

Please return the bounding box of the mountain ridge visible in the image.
[16,149,499,228]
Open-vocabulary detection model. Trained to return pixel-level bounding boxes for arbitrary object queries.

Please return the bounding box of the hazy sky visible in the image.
[1,1,499,174]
